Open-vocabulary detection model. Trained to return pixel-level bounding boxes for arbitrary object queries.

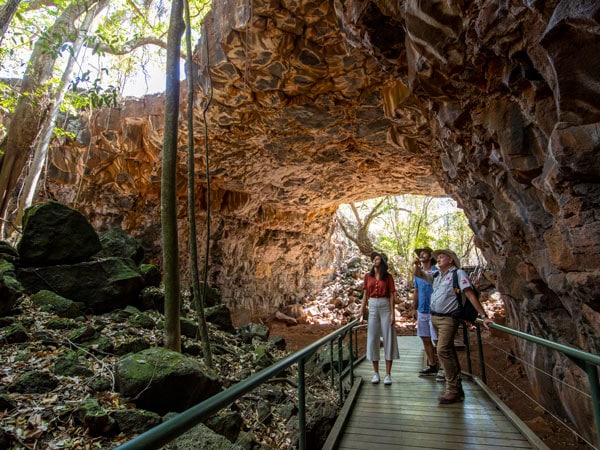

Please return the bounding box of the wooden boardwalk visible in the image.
[336,336,541,450]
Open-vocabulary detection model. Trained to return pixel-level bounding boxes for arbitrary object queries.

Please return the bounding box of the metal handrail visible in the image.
[465,319,600,447]
[115,318,359,450]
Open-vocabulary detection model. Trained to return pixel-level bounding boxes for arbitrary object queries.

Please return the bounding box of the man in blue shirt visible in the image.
[412,247,439,376]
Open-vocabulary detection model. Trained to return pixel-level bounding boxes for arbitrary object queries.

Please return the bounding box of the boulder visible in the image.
[169,423,244,450]
[0,322,29,343]
[114,337,150,356]
[97,227,145,264]
[18,201,101,266]
[116,347,221,415]
[205,304,235,333]
[31,290,83,318]
[0,259,24,316]
[139,264,161,288]
[53,351,94,377]
[180,317,199,338]
[112,409,162,435]
[74,399,116,436]
[238,323,270,343]
[8,371,58,394]
[138,286,164,311]
[0,241,18,262]
[17,257,144,313]
[204,410,244,443]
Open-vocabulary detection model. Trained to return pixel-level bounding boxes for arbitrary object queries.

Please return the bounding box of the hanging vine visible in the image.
[185,0,212,367]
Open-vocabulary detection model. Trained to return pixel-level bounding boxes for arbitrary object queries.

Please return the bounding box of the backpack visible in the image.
[450,270,479,323]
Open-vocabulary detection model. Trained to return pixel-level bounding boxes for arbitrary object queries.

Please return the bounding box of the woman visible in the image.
[358,252,399,385]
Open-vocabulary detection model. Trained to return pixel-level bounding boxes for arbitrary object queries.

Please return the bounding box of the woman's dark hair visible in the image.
[369,253,389,280]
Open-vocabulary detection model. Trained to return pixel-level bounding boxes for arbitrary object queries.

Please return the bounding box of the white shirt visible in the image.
[421,266,473,315]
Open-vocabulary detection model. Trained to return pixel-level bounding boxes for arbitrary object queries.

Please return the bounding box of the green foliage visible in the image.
[337,195,480,279]
[38,28,79,59]
[52,127,76,141]
[2,0,214,101]
[0,81,18,114]
[67,70,118,109]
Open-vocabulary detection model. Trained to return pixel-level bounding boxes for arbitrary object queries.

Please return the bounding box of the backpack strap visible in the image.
[452,270,463,308]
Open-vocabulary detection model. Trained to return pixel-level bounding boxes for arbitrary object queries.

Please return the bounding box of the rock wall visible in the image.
[42,0,599,441]
[319,0,599,440]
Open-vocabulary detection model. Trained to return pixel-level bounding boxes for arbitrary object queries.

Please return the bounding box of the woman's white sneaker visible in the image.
[371,373,380,384]
[384,374,392,385]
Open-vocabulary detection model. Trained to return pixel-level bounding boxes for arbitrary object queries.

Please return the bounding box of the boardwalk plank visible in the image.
[335,335,539,450]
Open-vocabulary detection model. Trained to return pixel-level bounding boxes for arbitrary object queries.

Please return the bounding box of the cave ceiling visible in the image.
[188,0,444,216]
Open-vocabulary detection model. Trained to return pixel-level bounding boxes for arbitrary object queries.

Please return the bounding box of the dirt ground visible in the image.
[267,321,594,450]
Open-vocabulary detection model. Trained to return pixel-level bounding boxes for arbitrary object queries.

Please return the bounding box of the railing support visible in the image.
[298,358,306,450]
[329,341,334,387]
[337,335,344,405]
[583,361,600,445]
[475,323,486,384]
[349,327,354,385]
[463,322,472,374]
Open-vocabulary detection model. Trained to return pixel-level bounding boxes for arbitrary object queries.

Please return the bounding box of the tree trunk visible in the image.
[15,0,108,227]
[337,199,386,257]
[184,0,213,366]
[0,0,21,47]
[162,0,185,352]
[0,0,97,234]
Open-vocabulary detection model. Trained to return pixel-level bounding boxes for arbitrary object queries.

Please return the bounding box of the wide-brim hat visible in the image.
[415,247,436,265]
[432,249,461,268]
[370,251,388,265]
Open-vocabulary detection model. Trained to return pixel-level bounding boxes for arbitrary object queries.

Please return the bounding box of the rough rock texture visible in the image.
[18,201,101,266]
[39,1,599,441]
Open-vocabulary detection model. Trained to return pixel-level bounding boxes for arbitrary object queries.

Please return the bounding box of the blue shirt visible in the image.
[414,266,438,313]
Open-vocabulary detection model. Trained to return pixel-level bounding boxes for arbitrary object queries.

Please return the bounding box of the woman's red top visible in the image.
[363,273,395,298]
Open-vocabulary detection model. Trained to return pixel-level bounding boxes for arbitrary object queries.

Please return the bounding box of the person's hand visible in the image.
[481,316,494,330]
[412,259,421,266]
[357,308,365,323]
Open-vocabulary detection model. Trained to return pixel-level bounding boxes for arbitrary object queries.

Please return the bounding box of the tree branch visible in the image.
[88,36,170,55]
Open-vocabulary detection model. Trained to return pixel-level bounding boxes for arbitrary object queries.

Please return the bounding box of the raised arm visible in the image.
[413,259,434,283]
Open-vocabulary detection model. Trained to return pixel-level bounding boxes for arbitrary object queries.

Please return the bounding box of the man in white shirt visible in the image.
[413,249,493,404]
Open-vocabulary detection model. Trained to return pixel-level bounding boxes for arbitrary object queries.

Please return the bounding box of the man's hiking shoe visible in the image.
[438,391,464,404]
[371,373,380,384]
[419,365,438,376]
[436,369,445,382]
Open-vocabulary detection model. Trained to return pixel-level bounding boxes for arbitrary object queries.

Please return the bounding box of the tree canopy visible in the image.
[0,0,211,237]
[337,195,481,278]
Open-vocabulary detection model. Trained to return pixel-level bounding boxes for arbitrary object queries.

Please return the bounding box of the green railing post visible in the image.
[337,335,344,405]
[584,361,600,445]
[463,322,472,374]
[349,326,354,385]
[475,323,486,383]
[329,340,335,387]
[298,357,306,450]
